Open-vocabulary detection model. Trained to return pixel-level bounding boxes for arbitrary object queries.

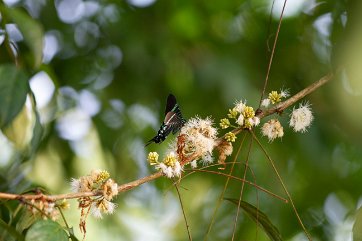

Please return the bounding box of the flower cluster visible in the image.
[71,170,118,219]
[220,100,260,133]
[261,89,289,107]
[147,95,315,173]
[148,116,223,177]
[26,198,69,221]
[259,89,314,141]
[148,151,182,178]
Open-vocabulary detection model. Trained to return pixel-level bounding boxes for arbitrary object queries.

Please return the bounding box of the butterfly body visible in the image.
[146,94,186,146]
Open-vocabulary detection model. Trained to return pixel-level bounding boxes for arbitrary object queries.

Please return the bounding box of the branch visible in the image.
[258,73,333,118]
[222,73,333,139]
[0,73,333,202]
[0,172,163,201]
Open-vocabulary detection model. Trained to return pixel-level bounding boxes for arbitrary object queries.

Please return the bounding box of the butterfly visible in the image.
[146,94,186,146]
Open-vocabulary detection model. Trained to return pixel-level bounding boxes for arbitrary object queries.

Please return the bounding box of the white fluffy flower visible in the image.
[201,153,214,165]
[251,117,260,126]
[165,166,174,178]
[157,159,183,178]
[280,89,290,98]
[179,116,217,162]
[103,200,117,215]
[90,202,103,219]
[289,103,314,132]
[234,100,246,113]
[173,161,183,177]
[190,160,198,168]
[90,199,117,219]
[70,178,81,193]
[236,114,244,126]
[261,98,271,108]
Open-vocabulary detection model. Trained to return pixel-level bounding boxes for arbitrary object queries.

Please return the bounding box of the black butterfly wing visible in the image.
[165,94,177,115]
[164,111,185,134]
[145,94,186,146]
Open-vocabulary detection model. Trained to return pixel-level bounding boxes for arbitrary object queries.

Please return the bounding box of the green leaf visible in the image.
[25,220,68,241]
[0,218,24,241]
[66,227,80,241]
[1,6,44,68]
[225,198,283,241]
[2,102,36,150]
[0,64,29,128]
[28,107,43,156]
[353,207,362,241]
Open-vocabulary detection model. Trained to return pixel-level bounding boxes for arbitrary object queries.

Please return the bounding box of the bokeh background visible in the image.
[1,0,362,240]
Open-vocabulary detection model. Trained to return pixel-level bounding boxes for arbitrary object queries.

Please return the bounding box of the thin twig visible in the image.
[266,0,276,52]
[193,169,287,203]
[204,133,247,241]
[247,157,260,240]
[259,0,288,107]
[251,130,312,241]
[218,72,333,141]
[117,171,163,192]
[175,184,192,241]
[258,73,333,118]
[232,135,253,240]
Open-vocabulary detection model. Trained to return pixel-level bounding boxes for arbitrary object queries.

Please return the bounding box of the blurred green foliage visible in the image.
[0,0,362,240]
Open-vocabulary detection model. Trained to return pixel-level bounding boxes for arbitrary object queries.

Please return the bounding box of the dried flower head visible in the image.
[70,176,93,193]
[215,139,233,168]
[261,119,284,141]
[27,199,59,221]
[91,199,117,219]
[70,169,118,235]
[178,116,217,165]
[102,178,118,201]
[289,103,314,133]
